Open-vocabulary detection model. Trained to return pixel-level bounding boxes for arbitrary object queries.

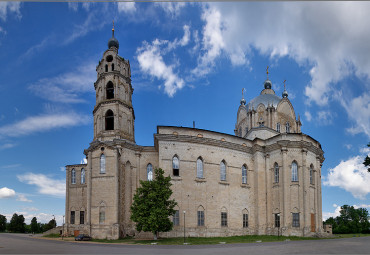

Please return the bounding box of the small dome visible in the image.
[264,79,272,89]
[240,98,246,105]
[108,36,119,50]
[247,93,281,110]
[282,88,288,98]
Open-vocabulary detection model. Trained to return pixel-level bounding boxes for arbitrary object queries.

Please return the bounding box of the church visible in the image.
[65,27,325,239]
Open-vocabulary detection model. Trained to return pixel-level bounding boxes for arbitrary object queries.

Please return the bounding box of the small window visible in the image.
[292,213,300,227]
[81,168,85,184]
[197,210,205,226]
[274,163,279,183]
[221,212,228,227]
[173,210,179,226]
[196,157,203,178]
[291,161,298,182]
[105,64,108,72]
[277,123,280,132]
[100,154,106,174]
[147,163,153,181]
[71,169,76,184]
[105,110,114,130]
[172,156,179,176]
[99,211,105,224]
[106,82,114,99]
[243,213,248,228]
[80,211,85,225]
[106,55,113,62]
[310,165,314,185]
[286,122,290,133]
[274,213,280,228]
[220,160,226,181]
[112,63,114,71]
[242,164,247,184]
[70,211,75,224]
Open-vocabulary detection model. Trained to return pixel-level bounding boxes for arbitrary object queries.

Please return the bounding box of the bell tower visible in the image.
[93,24,135,143]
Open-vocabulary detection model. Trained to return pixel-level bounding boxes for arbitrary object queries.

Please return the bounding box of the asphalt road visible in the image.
[0,233,369,254]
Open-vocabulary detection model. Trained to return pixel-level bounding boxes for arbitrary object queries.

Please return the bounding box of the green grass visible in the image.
[43,233,61,238]
[334,233,370,238]
[91,235,322,245]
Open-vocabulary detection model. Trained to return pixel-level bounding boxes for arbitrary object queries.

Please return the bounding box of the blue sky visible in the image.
[0,2,370,225]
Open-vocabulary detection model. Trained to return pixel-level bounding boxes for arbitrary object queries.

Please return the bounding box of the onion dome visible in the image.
[240,98,246,105]
[282,80,288,98]
[108,23,119,50]
[264,79,272,89]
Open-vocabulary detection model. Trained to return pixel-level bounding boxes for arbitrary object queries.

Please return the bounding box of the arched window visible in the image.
[172,156,179,176]
[242,164,247,184]
[274,163,279,183]
[147,163,153,181]
[286,122,290,133]
[291,161,298,182]
[81,168,85,184]
[196,157,203,178]
[220,160,226,181]
[105,110,114,130]
[71,168,76,184]
[221,207,228,227]
[112,63,114,71]
[105,64,108,72]
[100,154,106,174]
[242,208,249,228]
[197,206,205,226]
[99,203,106,224]
[310,165,314,185]
[277,123,280,132]
[106,81,114,99]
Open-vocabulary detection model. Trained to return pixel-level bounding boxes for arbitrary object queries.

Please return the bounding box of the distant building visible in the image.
[65,27,325,239]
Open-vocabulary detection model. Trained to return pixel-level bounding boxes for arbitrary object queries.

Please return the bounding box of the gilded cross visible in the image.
[266,66,269,78]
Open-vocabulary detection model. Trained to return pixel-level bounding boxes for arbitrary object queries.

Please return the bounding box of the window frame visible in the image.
[147,163,153,181]
[105,109,114,130]
[242,164,247,184]
[70,211,75,224]
[196,157,204,178]
[291,161,298,182]
[274,213,280,228]
[80,211,85,225]
[100,154,106,174]
[172,156,179,176]
[197,210,205,227]
[286,122,290,133]
[71,169,76,184]
[81,168,85,184]
[243,213,248,228]
[292,213,300,227]
[274,163,279,183]
[221,212,228,227]
[310,165,314,185]
[173,210,180,226]
[220,160,226,181]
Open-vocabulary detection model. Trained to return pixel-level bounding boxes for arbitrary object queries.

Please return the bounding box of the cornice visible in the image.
[93,99,133,114]
[94,72,132,90]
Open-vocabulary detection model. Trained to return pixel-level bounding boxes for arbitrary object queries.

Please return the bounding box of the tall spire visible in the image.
[108,20,119,50]
[112,20,115,37]
[264,66,272,89]
[240,88,246,105]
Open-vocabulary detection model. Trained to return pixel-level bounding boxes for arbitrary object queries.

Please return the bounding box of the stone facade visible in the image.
[65,29,325,239]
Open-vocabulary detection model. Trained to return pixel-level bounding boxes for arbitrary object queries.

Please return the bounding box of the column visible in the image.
[301,148,308,235]
[281,147,288,229]
[87,151,92,234]
[265,154,271,233]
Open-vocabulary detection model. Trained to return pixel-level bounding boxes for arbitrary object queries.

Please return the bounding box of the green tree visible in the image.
[7,213,25,233]
[130,168,177,239]
[30,217,38,233]
[364,143,370,172]
[0,214,7,232]
[43,219,57,232]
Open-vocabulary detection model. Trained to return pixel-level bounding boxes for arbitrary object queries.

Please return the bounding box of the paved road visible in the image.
[0,233,369,254]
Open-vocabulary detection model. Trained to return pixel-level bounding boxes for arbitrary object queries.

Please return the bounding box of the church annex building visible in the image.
[65,28,325,239]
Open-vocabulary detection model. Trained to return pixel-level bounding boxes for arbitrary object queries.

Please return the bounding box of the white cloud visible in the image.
[17,194,32,203]
[337,92,370,138]
[0,2,21,21]
[0,112,90,138]
[17,173,65,198]
[192,6,225,77]
[29,63,96,103]
[323,205,341,221]
[117,2,136,14]
[0,187,16,199]
[4,211,64,225]
[324,154,370,199]
[304,111,312,122]
[80,158,87,164]
[180,25,190,46]
[137,40,184,97]
[317,111,335,125]
[155,2,186,17]
[0,164,21,169]
[67,2,78,12]
[0,143,16,150]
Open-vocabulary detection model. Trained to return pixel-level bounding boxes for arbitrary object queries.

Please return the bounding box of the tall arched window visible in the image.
[105,110,114,130]
[147,163,153,181]
[274,163,279,183]
[172,156,179,176]
[277,123,280,132]
[112,63,115,71]
[105,64,108,72]
[100,154,106,174]
[197,206,205,226]
[71,168,76,184]
[106,81,114,99]
[196,157,203,178]
[291,161,298,182]
[242,164,247,184]
[81,168,85,184]
[220,160,226,181]
[310,165,314,185]
[286,122,290,133]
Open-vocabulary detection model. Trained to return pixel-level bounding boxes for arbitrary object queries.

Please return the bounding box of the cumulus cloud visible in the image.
[194,2,370,109]
[137,39,185,97]
[305,111,312,122]
[323,204,341,221]
[0,143,16,150]
[0,2,21,21]
[17,194,32,203]
[337,92,370,138]
[17,173,65,198]
[4,211,64,225]
[155,2,186,17]
[117,2,136,14]
[29,63,96,103]
[0,187,16,199]
[324,152,370,199]
[0,112,90,138]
